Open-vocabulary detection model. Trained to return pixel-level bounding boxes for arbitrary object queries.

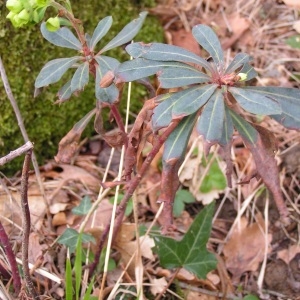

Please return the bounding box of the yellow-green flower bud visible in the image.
[36,0,49,7]
[18,8,30,22]
[6,0,23,13]
[238,73,247,81]
[46,17,60,32]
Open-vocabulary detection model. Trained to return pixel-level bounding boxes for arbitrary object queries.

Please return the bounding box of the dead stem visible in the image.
[20,150,40,300]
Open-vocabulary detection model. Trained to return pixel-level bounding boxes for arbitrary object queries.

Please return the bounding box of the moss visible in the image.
[0,0,164,175]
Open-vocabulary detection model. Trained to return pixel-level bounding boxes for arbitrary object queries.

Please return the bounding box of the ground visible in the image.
[0,0,300,299]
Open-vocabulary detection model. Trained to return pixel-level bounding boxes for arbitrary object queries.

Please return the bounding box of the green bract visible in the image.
[6,0,23,13]
[45,16,60,32]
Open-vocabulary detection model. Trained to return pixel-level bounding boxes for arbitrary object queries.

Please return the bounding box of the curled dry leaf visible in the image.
[277,245,300,265]
[150,277,167,296]
[223,213,272,282]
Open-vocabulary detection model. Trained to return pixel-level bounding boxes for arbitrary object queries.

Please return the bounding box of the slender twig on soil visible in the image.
[0,56,48,209]
[89,119,181,277]
[0,141,34,166]
[155,268,180,300]
[0,222,21,294]
[20,150,40,300]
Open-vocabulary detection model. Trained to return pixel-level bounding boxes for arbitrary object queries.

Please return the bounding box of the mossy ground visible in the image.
[0,0,164,175]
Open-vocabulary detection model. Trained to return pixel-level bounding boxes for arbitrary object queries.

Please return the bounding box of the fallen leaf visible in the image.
[277,245,300,265]
[223,213,272,282]
[293,20,300,33]
[150,277,167,296]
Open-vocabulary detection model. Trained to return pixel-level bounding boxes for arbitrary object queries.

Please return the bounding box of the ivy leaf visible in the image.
[57,228,95,253]
[126,42,212,70]
[40,22,82,50]
[229,87,282,115]
[197,89,225,143]
[173,189,196,217]
[72,195,92,215]
[90,16,113,50]
[100,11,147,53]
[243,86,300,129]
[153,202,217,279]
[71,61,89,92]
[192,25,224,65]
[35,57,81,88]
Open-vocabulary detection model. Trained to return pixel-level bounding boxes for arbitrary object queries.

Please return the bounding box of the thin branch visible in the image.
[0,56,48,209]
[0,141,34,166]
[0,222,21,294]
[20,150,40,300]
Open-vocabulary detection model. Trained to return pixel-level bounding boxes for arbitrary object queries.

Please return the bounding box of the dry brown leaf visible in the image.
[150,277,167,296]
[223,214,272,281]
[277,245,300,265]
[293,20,300,33]
[186,291,217,300]
[52,212,67,226]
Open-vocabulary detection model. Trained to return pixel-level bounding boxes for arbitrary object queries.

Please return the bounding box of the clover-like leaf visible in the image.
[225,53,251,74]
[172,84,217,117]
[153,202,217,278]
[163,113,197,161]
[100,11,147,53]
[229,87,282,115]
[71,61,89,92]
[243,86,300,129]
[192,24,224,65]
[126,42,212,71]
[158,65,210,88]
[197,89,225,143]
[229,110,258,144]
[35,56,81,88]
[90,16,113,50]
[41,22,82,50]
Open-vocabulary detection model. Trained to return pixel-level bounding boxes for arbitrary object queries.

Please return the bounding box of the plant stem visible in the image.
[89,119,181,277]
[21,150,40,300]
[0,221,21,295]
[0,141,34,166]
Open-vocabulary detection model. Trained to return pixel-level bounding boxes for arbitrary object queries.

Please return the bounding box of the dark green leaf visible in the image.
[72,196,92,215]
[152,93,174,130]
[40,22,82,50]
[219,105,234,146]
[57,228,95,253]
[153,202,217,278]
[225,53,251,74]
[35,57,81,88]
[229,110,258,144]
[90,16,113,50]
[100,11,147,53]
[172,84,217,117]
[243,86,300,129]
[71,62,89,92]
[158,65,210,88]
[239,63,257,81]
[197,89,225,143]
[57,80,72,102]
[192,25,224,65]
[163,113,197,161]
[95,64,119,103]
[229,87,282,115]
[115,58,180,83]
[126,42,212,70]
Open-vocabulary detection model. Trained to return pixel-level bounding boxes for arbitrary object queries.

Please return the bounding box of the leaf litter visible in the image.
[1,0,300,299]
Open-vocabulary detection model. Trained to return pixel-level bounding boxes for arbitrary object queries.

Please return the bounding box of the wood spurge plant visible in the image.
[2,0,300,298]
